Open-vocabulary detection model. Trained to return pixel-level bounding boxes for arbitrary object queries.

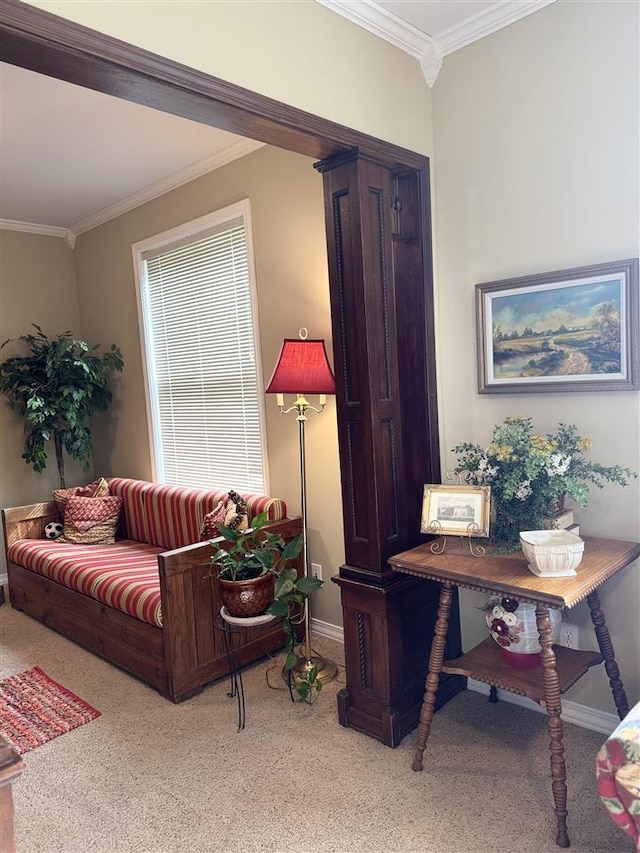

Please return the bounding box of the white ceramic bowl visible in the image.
[519,529,584,577]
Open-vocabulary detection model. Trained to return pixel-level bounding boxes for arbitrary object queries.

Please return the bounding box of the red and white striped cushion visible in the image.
[106,478,152,542]
[142,484,288,551]
[243,494,287,523]
[8,539,164,628]
[142,484,215,550]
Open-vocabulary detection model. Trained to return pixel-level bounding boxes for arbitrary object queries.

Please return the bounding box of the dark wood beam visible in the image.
[0,0,426,168]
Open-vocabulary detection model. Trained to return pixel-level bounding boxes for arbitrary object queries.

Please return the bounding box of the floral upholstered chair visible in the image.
[596,700,640,850]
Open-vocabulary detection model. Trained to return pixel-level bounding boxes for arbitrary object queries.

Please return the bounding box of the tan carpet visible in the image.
[0,593,632,853]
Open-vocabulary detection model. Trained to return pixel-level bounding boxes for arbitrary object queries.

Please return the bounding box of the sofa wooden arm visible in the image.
[158,515,303,700]
[2,502,61,551]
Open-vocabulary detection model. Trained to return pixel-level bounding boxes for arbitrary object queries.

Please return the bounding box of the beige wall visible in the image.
[73,145,345,626]
[0,230,87,571]
[26,0,434,157]
[432,0,640,710]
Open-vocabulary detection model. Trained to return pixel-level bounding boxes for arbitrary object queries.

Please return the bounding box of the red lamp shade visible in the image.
[266,338,336,395]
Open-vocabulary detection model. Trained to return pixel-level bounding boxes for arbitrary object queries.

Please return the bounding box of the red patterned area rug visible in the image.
[0,666,101,754]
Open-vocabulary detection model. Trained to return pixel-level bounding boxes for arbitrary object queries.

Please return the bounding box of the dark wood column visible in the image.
[317,150,463,746]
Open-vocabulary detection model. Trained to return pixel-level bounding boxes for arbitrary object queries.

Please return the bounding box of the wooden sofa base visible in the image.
[7,561,292,702]
[8,562,171,695]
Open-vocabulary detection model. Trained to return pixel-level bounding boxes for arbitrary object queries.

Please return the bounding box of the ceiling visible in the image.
[0,0,554,240]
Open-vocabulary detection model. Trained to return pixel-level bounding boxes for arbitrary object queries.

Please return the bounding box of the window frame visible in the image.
[132,199,270,492]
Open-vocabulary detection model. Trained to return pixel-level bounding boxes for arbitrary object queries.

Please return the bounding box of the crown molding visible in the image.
[436,0,556,57]
[317,0,426,59]
[316,0,556,86]
[72,138,265,236]
[0,218,76,248]
[420,43,444,88]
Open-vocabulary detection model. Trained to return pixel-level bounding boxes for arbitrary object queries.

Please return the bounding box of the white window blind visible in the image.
[136,204,266,492]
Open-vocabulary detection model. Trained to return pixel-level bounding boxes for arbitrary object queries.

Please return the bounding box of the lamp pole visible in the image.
[267,328,338,684]
[273,392,337,683]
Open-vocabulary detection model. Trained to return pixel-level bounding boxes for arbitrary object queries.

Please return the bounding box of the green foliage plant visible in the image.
[267,568,323,703]
[454,415,636,551]
[208,511,323,702]
[0,325,124,488]
[209,511,304,582]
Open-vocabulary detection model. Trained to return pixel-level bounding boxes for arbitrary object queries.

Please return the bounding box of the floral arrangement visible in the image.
[453,415,636,549]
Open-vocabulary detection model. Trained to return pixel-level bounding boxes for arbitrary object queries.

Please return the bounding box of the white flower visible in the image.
[515,480,532,500]
[477,457,498,482]
[546,453,571,476]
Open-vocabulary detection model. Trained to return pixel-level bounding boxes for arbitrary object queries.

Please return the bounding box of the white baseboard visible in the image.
[0,573,7,587]
[467,678,619,736]
[311,616,344,644]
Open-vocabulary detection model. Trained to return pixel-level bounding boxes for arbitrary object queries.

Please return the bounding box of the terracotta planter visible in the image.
[218,572,275,618]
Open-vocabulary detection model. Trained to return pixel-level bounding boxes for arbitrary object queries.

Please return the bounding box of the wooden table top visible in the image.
[389,536,640,609]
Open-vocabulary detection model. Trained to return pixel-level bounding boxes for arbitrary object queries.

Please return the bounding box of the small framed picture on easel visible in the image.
[421,484,491,538]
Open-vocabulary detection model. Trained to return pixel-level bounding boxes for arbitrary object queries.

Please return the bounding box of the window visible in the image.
[133,201,268,492]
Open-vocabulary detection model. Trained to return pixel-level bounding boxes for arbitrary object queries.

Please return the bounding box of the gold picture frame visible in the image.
[421,484,491,538]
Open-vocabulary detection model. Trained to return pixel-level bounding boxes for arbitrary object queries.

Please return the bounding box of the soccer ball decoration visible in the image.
[44,521,63,540]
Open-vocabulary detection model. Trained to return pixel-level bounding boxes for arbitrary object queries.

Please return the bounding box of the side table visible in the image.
[389,535,640,848]
[213,607,281,731]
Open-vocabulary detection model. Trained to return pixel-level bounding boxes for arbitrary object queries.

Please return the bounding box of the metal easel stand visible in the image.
[428,520,487,558]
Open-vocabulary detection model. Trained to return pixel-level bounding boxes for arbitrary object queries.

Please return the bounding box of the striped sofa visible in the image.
[2,478,303,702]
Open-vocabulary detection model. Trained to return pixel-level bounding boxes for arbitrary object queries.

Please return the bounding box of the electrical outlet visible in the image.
[311,562,322,581]
[558,622,580,650]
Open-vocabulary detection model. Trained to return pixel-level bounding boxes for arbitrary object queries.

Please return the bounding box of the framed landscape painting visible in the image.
[476,258,639,393]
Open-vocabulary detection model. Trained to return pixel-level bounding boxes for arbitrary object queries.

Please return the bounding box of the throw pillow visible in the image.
[58,495,123,545]
[200,499,228,541]
[225,490,248,533]
[53,477,110,514]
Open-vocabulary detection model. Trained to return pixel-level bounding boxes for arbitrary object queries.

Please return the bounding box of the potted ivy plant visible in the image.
[0,324,124,488]
[209,512,323,702]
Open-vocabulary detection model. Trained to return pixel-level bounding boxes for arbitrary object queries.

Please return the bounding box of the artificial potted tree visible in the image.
[209,511,324,702]
[0,325,124,488]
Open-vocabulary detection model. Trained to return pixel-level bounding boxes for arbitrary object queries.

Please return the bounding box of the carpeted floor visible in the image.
[0,591,633,853]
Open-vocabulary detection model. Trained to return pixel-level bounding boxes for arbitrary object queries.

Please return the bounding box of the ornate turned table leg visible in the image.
[412,582,453,772]
[536,604,570,848]
[586,589,629,720]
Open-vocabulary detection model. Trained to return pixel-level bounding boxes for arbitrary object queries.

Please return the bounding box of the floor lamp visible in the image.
[266,328,338,684]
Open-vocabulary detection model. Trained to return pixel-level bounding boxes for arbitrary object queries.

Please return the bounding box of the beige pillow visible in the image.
[224,490,248,533]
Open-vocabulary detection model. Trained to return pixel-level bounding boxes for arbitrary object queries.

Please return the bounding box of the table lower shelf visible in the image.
[442,637,602,706]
